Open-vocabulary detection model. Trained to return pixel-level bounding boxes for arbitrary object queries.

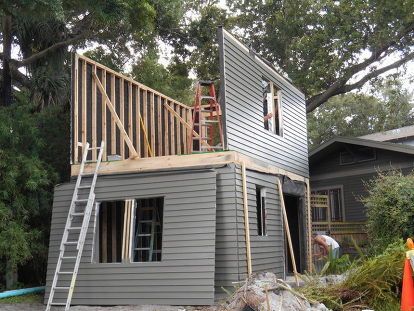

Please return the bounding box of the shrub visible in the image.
[363,171,414,253]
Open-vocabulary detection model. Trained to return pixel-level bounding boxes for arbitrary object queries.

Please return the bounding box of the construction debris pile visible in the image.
[218,272,330,311]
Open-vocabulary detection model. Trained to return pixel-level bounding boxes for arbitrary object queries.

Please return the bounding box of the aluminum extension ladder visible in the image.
[46,141,105,311]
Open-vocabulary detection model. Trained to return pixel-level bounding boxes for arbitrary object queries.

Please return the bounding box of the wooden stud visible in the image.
[241,162,252,276]
[81,60,87,149]
[73,54,79,163]
[92,65,97,161]
[157,96,162,156]
[182,107,187,155]
[176,105,181,155]
[143,91,148,158]
[128,82,133,158]
[169,102,175,155]
[102,71,107,161]
[306,179,313,272]
[121,201,127,261]
[164,101,169,156]
[120,78,125,159]
[150,93,155,156]
[101,205,107,263]
[93,72,138,157]
[111,203,117,262]
[135,87,141,157]
[163,103,211,149]
[186,108,192,154]
[277,177,299,286]
[139,112,153,157]
[111,74,116,155]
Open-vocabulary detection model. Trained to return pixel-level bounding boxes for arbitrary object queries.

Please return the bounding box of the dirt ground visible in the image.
[0,304,213,311]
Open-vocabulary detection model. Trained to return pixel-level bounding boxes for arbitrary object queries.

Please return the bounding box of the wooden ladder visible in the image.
[190,80,224,153]
[46,141,105,311]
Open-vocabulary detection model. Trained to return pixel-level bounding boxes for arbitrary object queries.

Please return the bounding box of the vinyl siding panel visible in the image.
[234,165,285,279]
[45,169,217,305]
[219,28,309,177]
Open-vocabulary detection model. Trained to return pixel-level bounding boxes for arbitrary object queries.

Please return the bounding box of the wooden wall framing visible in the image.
[72,54,194,164]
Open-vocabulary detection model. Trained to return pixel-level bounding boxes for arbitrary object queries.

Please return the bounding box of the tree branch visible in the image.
[18,33,88,67]
[306,52,414,112]
[343,52,414,92]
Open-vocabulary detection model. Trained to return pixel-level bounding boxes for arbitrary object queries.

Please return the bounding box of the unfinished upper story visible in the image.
[70,27,308,179]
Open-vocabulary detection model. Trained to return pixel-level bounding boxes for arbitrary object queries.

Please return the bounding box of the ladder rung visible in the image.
[78,185,91,189]
[71,212,84,216]
[54,286,70,290]
[137,234,152,237]
[51,302,67,306]
[200,96,215,100]
[88,147,102,151]
[202,120,219,123]
[58,271,74,274]
[67,226,82,230]
[62,256,77,260]
[64,241,78,245]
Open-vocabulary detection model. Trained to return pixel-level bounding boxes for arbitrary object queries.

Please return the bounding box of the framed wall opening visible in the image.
[96,197,164,263]
[132,198,164,262]
[256,186,267,236]
[284,194,303,273]
[98,201,125,263]
[261,79,283,136]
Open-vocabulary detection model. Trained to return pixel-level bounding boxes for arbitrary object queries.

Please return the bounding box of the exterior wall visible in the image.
[234,165,285,279]
[310,147,414,221]
[45,169,217,305]
[218,28,309,177]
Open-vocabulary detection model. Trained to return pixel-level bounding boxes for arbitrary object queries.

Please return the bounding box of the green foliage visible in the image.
[320,252,352,275]
[229,0,414,101]
[0,96,57,287]
[363,171,414,253]
[131,50,194,105]
[308,77,414,149]
[300,241,405,310]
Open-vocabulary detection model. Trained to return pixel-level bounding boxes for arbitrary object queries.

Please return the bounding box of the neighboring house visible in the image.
[360,125,414,146]
[309,136,414,245]
[45,27,311,307]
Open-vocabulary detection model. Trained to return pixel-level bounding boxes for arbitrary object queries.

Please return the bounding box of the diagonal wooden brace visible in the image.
[92,72,139,158]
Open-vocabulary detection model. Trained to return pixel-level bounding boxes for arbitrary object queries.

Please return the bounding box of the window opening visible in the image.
[256,186,267,236]
[311,188,344,222]
[262,79,282,136]
[340,147,376,165]
[133,197,163,262]
[98,201,125,263]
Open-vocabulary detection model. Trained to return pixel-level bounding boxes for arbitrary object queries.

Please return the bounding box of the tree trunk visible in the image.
[1,14,12,107]
[5,259,18,289]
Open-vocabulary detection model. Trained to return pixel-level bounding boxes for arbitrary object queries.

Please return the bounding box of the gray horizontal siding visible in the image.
[219,28,309,177]
[45,169,217,305]
[234,165,285,279]
[214,164,239,299]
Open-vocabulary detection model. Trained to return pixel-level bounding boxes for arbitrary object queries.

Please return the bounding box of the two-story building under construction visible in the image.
[45,27,311,307]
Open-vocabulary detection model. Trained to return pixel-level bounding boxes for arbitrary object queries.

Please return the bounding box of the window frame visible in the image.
[339,147,376,165]
[261,78,284,137]
[93,197,164,264]
[311,185,345,223]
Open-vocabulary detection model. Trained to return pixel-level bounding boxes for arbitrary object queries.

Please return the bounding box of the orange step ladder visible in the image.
[189,80,224,153]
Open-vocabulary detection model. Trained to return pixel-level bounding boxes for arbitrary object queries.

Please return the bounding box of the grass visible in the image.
[0,293,43,304]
